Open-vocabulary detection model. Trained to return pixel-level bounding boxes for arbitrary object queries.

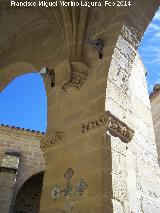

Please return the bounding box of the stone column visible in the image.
[0,151,20,213]
[39,60,134,213]
[39,60,112,213]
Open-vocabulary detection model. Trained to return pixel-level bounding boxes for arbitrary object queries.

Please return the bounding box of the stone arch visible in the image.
[0,61,47,133]
[104,2,160,212]
[13,171,44,213]
[14,166,45,199]
[105,1,160,119]
[9,166,45,213]
[0,62,38,92]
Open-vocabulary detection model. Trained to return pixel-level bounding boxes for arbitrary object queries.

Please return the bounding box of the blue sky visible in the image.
[0,74,47,132]
[0,9,160,132]
[139,8,160,93]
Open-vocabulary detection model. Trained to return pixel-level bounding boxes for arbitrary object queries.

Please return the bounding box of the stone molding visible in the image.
[41,111,134,150]
[82,111,134,143]
[40,132,64,150]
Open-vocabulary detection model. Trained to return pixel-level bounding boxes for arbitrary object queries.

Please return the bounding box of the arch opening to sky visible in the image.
[139,8,160,93]
[0,73,47,132]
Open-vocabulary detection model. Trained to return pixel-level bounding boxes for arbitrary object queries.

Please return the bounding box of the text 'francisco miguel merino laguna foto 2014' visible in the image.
[10,1,132,7]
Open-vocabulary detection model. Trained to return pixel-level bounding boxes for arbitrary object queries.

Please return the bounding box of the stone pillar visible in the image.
[39,60,134,213]
[0,151,20,213]
[39,60,112,213]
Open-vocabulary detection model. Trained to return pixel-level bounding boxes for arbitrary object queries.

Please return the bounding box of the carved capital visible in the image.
[63,62,88,93]
[40,132,64,150]
[81,111,134,143]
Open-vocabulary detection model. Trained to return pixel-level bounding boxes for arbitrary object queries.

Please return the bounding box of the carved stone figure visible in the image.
[40,132,64,149]
[63,62,88,92]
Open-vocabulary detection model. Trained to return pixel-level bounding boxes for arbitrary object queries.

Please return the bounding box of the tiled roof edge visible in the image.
[0,124,45,135]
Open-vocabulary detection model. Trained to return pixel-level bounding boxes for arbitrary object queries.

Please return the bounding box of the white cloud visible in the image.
[148,84,154,92]
[148,23,160,31]
[153,9,160,20]
[139,14,160,64]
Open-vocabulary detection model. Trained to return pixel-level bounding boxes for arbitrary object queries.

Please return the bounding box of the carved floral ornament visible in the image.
[82,111,134,143]
[40,132,64,150]
[62,62,88,93]
[43,61,88,94]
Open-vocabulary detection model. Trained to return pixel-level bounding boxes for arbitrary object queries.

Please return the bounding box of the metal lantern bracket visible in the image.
[39,67,55,87]
[85,38,104,59]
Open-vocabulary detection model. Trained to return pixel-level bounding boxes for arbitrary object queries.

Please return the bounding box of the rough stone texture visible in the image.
[151,87,160,165]
[0,169,17,213]
[0,125,45,212]
[0,151,20,213]
[106,51,160,212]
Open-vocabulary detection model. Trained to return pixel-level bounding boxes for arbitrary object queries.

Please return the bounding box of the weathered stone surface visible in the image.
[151,85,160,166]
[0,126,44,212]
[106,51,160,212]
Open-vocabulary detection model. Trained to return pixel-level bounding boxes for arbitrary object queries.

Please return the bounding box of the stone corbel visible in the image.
[62,62,88,92]
[40,132,64,150]
[81,111,134,143]
[105,111,134,143]
[46,60,88,93]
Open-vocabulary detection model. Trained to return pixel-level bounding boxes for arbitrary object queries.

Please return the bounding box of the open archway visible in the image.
[13,172,44,213]
[0,71,47,132]
[142,9,160,167]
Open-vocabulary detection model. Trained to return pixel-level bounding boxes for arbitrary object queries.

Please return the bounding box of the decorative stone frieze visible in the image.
[82,115,106,134]
[62,62,88,92]
[40,132,64,149]
[82,111,134,143]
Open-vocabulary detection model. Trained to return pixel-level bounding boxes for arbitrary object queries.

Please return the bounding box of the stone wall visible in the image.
[150,86,160,165]
[0,168,18,213]
[0,125,45,212]
[106,51,160,212]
